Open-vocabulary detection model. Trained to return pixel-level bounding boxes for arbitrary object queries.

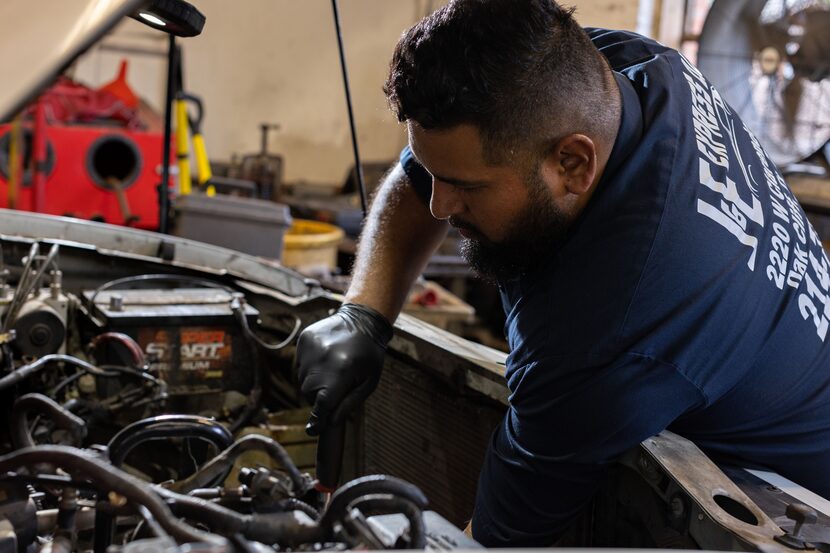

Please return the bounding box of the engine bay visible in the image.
[0,240,478,553]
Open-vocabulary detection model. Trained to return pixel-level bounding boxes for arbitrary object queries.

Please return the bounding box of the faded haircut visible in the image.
[384,0,617,166]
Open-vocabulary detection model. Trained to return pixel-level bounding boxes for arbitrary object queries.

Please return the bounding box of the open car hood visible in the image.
[0,0,144,122]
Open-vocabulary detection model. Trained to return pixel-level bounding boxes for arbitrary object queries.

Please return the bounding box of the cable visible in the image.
[0,354,163,393]
[4,244,59,332]
[22,243,59,300]
[231,297,300,352]
[52,364,164,401]
[88,273,234,307]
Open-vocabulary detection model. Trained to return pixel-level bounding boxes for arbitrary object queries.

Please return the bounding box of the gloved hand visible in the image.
[295,303,393,436]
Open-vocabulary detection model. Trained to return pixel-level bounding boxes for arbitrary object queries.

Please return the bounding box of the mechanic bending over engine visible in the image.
[296,0,830,546]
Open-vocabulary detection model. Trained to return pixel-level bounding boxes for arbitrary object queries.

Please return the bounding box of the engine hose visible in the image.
[11,394,87,450]
[0,446,226,546]
[88,332,147,368]
[319,475,428,531]
[51,364,166,404]
[172,434,307,495]
[344,496,426,549]
[155,487,322,546]
[107,414,234,468]
[272,498,320,520]
[0,354,158,393]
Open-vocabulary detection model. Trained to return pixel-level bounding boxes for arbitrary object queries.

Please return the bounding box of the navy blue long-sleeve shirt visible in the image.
[401,28,830,547]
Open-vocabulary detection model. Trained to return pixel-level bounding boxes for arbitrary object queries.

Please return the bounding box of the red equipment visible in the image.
[0,123,168,229]
[0,62,171,230]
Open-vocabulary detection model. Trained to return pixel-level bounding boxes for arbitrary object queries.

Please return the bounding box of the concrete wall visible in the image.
[73,0,639,187]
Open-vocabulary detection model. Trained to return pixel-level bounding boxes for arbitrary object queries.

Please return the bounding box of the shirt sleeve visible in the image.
[471,352,705,547]
[399,145,432,205]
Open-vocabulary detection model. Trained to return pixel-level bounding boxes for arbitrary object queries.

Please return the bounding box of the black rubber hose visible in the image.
[11,394,87,450]
[0,354,158,393]
[345,496,426,549]
[51,364,166,403]
[0,446,226,546]
[173,434,306,495]
[107,414,233,468]
[0,354,80,391]
[273,498,320,520]
[320,475,428,531]
[155,487,322,547]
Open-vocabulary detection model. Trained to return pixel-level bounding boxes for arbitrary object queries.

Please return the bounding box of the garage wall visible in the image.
[73,0,639,187]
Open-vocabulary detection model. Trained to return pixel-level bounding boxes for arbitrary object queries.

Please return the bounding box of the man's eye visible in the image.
[459,183,485,191]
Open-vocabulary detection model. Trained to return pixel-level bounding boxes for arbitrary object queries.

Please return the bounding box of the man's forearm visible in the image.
[345,163,446,322]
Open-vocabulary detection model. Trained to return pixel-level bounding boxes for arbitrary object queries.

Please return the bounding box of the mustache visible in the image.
[448,216,478,233]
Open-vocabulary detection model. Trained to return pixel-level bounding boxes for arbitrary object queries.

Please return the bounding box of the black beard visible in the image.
[459,173,569,282]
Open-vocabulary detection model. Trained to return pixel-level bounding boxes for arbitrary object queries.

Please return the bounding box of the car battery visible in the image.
[81,287,259,415]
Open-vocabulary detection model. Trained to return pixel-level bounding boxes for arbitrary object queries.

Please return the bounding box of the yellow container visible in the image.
[281,219,345,270]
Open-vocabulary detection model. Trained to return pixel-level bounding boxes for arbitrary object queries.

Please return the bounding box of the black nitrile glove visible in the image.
[296,303,393,436]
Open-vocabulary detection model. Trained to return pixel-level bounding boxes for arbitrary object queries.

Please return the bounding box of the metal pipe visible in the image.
[2,242,39,332]
[37,507,95,534]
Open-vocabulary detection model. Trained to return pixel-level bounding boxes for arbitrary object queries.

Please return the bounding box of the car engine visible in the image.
[0,241,475,553]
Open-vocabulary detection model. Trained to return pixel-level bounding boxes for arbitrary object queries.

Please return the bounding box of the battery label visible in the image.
[139,327,233,388]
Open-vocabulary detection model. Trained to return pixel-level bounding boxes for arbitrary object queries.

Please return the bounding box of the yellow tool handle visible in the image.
[175,99,192,195]
[192,133,212,185]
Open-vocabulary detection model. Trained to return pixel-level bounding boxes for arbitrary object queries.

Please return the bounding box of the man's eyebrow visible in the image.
[431,173,489,187]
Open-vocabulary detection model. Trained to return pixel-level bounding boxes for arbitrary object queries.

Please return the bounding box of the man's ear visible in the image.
[542,134,597,196]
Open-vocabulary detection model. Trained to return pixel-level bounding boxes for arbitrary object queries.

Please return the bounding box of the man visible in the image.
[296,0,830,546]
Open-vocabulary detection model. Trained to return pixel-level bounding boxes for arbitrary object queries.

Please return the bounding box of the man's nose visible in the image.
[430,179,464,220]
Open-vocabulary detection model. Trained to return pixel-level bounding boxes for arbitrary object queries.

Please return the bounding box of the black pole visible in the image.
[331,0,368,217]
[158,35,177,234]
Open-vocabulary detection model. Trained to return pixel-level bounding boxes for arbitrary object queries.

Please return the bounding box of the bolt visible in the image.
[109,294,124,312]
[50,270,62,299]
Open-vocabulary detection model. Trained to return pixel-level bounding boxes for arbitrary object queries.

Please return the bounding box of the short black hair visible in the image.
[384,0,616,165]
